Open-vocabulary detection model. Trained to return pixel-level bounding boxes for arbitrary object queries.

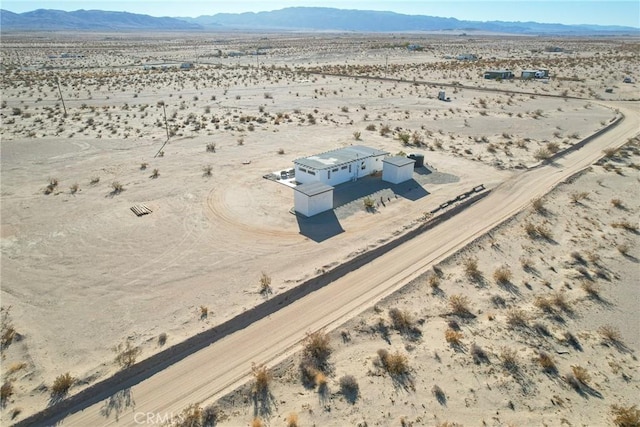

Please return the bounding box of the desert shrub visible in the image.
[51,372,74,397]
[428,275,440,289]
[612,221,639,232]
[551,292,571,312]
[303,330,332,367]
[389,308,413,332]
[377,349,409,376]
[114,341,141,368]
[158,333,167,346]
[353,131,361,140]
[598,325,622,344]
[470,343,489,364]
[365,124,376,131]
[611,404,640,427]
[151,169,159,178]
[339,375,359,402]
[140,162,148,170]
[90,176,100,185]
[199,305,208,319]
[201,404,221,426]
[398,132,411,145]
[363,196,375,210]
[449,294,471,315]
[581,281,600,298]
[259,272,271,295]
[534,147,551,161]
[206,142,216,152]
[286,412,299,427]
[506,309,528,327]
[1,381,13,405]
[536,224,553,240]
[462,257,481,280]
[251,418,264,427]
[203,165,213,176]
[500,347,518,372]
[251,363,272,394]
[570,191,589,203]
[617,243,630,255]
[277,148,285,155]
[538,351,557,373]
[493,266,512,284]
[379,124,391,136]
[603,147,620,158]
[534,296,554,313]
[176,403,202,427]
[571,365,591,385]
[611,198,625,209]
[531,197,545,213]
[44,178,59,195]
[111,181,124,194]
[445,328,463,346]
[69,183,79,194]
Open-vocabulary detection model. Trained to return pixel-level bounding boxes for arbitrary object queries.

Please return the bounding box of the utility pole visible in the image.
[56,77,67,116]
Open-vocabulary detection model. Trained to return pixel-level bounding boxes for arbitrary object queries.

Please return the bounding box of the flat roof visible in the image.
[294,182,334,197]
[383,156,416,167]
[294,145,389,171]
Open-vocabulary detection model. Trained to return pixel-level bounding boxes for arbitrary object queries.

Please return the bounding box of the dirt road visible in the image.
[36,101,638,426]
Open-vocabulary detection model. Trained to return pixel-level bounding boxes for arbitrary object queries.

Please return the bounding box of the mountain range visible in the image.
[1,7,638,34]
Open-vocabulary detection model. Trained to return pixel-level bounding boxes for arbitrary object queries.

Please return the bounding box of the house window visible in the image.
[299,167,307,173]
[332,168,338,172]
[341,166,347,170]
[308,170,315,175]
[349,164,352,173]
[327,170,331,179]
[361,161,366,170]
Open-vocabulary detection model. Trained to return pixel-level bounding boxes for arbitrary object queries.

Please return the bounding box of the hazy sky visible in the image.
[3,1,639,27]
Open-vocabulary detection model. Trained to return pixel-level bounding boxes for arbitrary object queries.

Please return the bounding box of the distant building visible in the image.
[407,44,423,51]
[293,145,388,186]
[457,53,478,61]
[483,70,514,80]
[521,69,549,79]
[180,62,193,70]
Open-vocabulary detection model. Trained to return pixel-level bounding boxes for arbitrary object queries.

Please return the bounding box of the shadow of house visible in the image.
[296,210,344,243]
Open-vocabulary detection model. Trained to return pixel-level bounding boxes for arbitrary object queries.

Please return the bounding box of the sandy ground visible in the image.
[0,32,638,425]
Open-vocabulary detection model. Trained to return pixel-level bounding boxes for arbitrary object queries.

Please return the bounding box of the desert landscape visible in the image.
[1,30,639,427]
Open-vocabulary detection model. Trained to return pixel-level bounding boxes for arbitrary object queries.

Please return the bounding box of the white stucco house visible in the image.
[293,182,334,217]
[293,145,388,186]
[382,156,415,184]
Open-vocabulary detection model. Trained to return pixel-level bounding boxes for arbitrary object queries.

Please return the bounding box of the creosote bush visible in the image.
[389,308,413,332]
[1,381,13,405]
[251,363,272,394]
[51,372,74,397]
[493,266,512,284]
[377,349,409,376]
[259,272,272,295]
[449,294,471,315]
[114,341,141,368]
[303,330,332,365]
[611,404,640,427]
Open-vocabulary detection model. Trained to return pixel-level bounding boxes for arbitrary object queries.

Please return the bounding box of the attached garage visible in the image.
[294,182,334,217]
[382,156,415,184]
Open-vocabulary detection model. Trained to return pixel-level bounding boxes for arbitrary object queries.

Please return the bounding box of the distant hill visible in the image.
[1,7,637,34]
[0,9,201,30]
[182,7,639,34]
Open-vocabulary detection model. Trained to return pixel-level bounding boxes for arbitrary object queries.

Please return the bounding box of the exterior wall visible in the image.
[295,154,385,186]
[294,190,333,217]
[294,164,321,185]
[293,190,309,215]
[382,163,413,184]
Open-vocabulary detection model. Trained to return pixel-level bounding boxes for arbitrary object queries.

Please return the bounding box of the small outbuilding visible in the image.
[293,182,334,217]
[484,70,514,80]
[382,156,415,184]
